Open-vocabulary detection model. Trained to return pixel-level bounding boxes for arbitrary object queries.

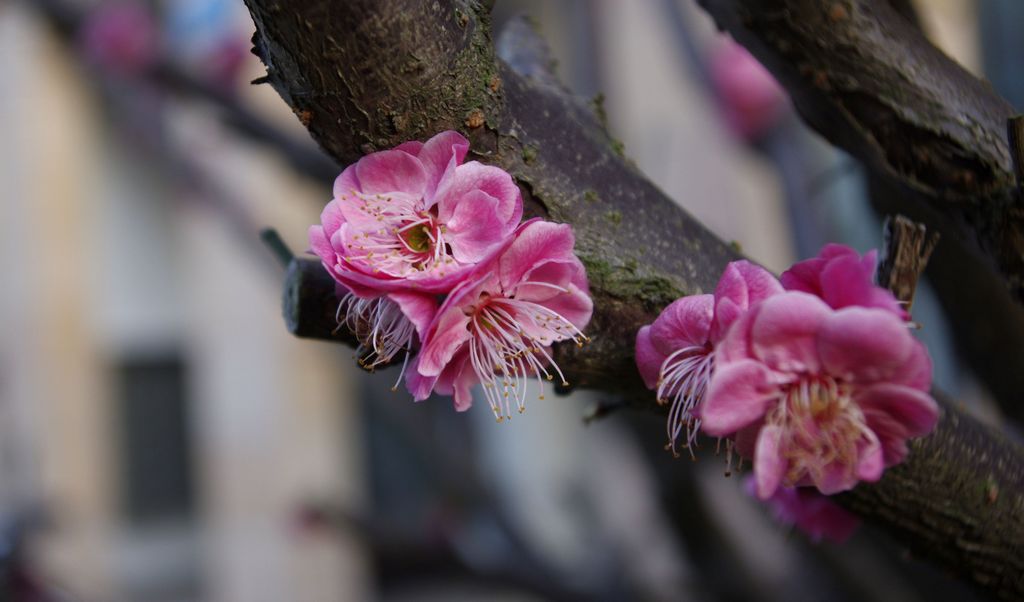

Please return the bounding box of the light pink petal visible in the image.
[498,220,575,290]
[755,424,786,499]
[649,295,714,356]
[387,292,438,341]
[405,356,438,401]
[332,165,361,201]
[515,259,582,303]
[535,282,593,331]
[436,162,522,225]
[308,225,335,263]
[818,307,912,382]
[749,292,831,373]
[318,199,347,240]
[445,190,513,263]
[635,326,666,390]
[417,130,470,198]
[702,359,779,436]
[855,383,939,438]
[416,308,471,377]
[394,140,424,155]
[354,149,428,196]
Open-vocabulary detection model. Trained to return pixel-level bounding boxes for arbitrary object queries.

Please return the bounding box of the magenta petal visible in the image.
[862,409,911,466]
[890,340,933,391]
[649,295,714,356]
[855,383,939,437]
[635,326,666,390]
[754,424,786,499]
[354,149,428,196]
[749,292,831,373]
[498,220,575,290]
[819,253,905,317]
[387,292,438,341]
[445,190,510,263]
[818,307,912,382]
[855,431,885,482]
[702,359,778,436]
[815,462,856,495]
[712,260,783,340]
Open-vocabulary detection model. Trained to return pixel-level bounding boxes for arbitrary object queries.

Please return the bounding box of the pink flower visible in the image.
[80,2,159,75]
[781,244,907,320]
[634,261,783,456]
[309,131,523,369]
[408,219,592,419]
[309,131,522,297]
[745,478,859,543]
[702,291,938,499]
[709,40,787,142]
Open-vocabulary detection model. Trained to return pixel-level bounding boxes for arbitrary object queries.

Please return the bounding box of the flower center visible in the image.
[657,346,714,458]
[336,293,414,387]
[341,191,456,277]
[466,292,588,422]
[767,376,872,488]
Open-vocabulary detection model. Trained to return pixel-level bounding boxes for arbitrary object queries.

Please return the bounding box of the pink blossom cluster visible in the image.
[309,131,592,420]
[636,245,939,541]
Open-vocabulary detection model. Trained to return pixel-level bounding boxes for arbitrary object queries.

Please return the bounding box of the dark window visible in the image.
[116,355,194,522]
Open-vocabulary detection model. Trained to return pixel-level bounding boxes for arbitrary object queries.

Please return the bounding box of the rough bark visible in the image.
[696,0,1024,303]
[243,0,1024,597]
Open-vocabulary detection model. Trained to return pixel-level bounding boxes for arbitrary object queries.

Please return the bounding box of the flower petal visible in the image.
[855,383,939,438]
[755,424,786,499]
[649,295,714,356]
[711,260,783,341]
[308,224,335,264]
[635,326,666,390]
[417,130,469,198]
[749,292,831,373]
[855,430,885,483]
[445,190,513,263]
[354,149,428,196]
[818,307,912,382]
[416,308,472,377]
[387,292,438,341]
[702,359,779,436]
[498,220,575,291]
[436,162,521,226]
[405,356,438,401]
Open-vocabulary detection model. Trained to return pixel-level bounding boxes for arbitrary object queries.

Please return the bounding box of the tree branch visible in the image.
[696,0,1024,303]
[243,0,1024,596]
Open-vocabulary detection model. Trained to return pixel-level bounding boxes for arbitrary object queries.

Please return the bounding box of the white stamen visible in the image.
[467,296,588,422]
[657,346,714,458]
[336,293,415,382]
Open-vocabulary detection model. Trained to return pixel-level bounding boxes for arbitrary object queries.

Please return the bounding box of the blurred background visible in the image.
[1,0,1020,600]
